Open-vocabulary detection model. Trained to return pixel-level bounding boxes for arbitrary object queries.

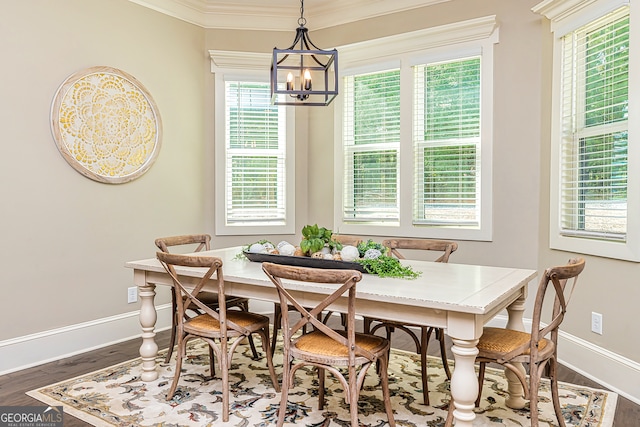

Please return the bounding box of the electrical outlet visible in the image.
[591,312,603,335]
[127,286,138,304]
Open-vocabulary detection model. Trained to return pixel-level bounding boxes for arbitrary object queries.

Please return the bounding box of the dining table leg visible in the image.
[449,337,480,426]
[134,270,159,381]
[504,294,527,409]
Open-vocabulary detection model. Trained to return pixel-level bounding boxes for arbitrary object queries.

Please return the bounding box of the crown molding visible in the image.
[208,15,498,75]
[532,0,603,21]
[129,0,450,30]
[337,15,498,68]
[532,0,629,34]
[209,50,271,72]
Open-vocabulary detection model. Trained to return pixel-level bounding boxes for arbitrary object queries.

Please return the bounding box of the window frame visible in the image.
[341,68,402,223]
[211,51,296,236]
[333,17,498,241]
[413,56,483,229]
[534,0,640,261]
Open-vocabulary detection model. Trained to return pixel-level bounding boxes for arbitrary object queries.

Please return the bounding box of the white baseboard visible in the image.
[557,328,640,405]
[2,307,639,407]
[486,315,640,406]
[0,304,172,376]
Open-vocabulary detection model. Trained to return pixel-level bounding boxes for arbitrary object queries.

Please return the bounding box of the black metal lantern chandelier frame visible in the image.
[270,0,338,106]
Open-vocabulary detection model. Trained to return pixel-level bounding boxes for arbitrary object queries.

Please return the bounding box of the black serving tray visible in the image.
[243,251,367,273]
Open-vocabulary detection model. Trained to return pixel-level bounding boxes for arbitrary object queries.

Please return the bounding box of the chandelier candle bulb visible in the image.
[286,72,293,91]
[303,69,312,90]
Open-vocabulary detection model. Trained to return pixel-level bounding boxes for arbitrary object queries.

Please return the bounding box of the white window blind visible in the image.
[342,70,400,222]
[559,8,629,241]
[225,81,287,224]
[413,57,481,226]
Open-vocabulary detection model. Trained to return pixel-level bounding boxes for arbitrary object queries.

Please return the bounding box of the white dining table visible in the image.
[125,246,537,427]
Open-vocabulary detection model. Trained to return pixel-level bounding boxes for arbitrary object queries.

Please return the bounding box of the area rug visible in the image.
[27,339,617,427]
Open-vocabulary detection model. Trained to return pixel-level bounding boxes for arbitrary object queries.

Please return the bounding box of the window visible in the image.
[414,57,481,226]
[225,81,287,223]
[342,70,400,222]
[559,10,628,240]
[536,0,640,260]
[335,17,497,240]
[211,51,295,235]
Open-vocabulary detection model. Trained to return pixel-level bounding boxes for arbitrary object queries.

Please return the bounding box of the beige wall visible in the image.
[0,0,206,339]
[1,0,638,401]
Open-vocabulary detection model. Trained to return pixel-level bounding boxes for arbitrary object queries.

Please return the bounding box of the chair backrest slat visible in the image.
[155,234,211,253]
[382,238,458,263]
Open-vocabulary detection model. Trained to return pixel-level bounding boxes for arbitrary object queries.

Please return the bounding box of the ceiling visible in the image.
[128,0,449,31]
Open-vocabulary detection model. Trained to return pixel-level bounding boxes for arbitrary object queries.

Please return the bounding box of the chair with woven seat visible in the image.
[157,251,280,422]
[155,234,258,364]
[262,262,396,427]
[270,234,363,353]
[445,258,586,427]
[362,238,458,406]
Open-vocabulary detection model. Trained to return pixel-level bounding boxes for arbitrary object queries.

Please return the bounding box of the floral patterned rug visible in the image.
[27,339,617,427]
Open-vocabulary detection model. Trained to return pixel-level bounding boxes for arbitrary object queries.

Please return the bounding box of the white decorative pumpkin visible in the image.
[249,243,266,253]
[277,240,292,250]
[279,243,296,256]
[340,245,360,262]
[262,242,275,251]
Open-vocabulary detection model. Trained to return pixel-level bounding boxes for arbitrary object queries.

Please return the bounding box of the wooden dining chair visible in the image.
[155,234,258,364]
[270,234,363,353]
[157,251,280,422]
[445,258,586,427]
[262,262,396,427]
[362,238,458,406]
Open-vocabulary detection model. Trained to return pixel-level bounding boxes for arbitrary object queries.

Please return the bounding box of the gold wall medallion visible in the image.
[51,66,162,184]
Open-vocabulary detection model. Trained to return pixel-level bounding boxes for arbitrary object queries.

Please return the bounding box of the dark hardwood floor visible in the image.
[1,318,637,426]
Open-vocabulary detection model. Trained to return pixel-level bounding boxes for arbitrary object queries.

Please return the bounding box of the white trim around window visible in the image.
[534,0,640,261]
[333,16,498,241]
[210,51,296,236]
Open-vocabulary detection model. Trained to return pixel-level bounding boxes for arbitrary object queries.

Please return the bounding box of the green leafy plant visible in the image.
[300,224,342,255]
[355,255,421,279]
[357,239,388,257]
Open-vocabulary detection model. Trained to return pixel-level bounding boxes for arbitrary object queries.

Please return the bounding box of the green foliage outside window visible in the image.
[424,58,480,141]
[353,151,398,211]
[230,156,278,209]
[226,81,283,218]
[420,58,480,218]
[579,16,629,208]
[354,71,400,145]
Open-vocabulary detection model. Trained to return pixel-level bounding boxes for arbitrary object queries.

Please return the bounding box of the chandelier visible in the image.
[270,0,338,106]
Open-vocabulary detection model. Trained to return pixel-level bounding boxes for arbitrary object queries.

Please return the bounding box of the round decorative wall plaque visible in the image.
[51,66,162,184]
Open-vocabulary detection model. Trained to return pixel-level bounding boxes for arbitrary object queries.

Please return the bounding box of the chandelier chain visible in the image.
[298,0,307,27]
